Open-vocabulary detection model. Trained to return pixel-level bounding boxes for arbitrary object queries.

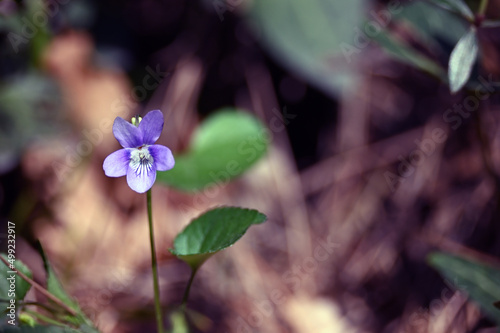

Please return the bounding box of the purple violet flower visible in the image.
[103,110,175,193]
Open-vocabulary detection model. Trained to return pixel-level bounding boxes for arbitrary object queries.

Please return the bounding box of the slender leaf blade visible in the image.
[428,252,500,324]
[171,207,267,270]
[42,258,80,314]
[38,245,98,331]
[428,0,474,20]
[448,28,479,93]
[371,30,446,80]
[394,1,467,47]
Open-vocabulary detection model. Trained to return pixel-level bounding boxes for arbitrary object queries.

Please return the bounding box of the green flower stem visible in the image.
[181,267,198,311]
[147,189,164,333]
[478,0,489,16]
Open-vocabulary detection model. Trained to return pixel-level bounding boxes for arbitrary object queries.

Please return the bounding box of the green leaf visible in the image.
[371,31,446,80]
[19,313,37,327]
[428,252,500,324]
[0,254,33,302]
[0,74,62,173]
[243,0,366,97]
[26,0,52,67]
[170,207,267,270]
[170,310,189,333]
[38,245,99,332]
[427,0,474,20]
[42,259,80,315]
[374,1,469,80]
[448,28,479,93]
[394,1,467,47]
[157,110,268,192]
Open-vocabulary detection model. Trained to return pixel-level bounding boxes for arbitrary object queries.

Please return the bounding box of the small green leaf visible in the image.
[157,110,269,191]
[170,207,267,270]
[170,310,189,333]
[371,30,446,80]
[41,258,80,315]
[428,0,474,20]
[428,252,500,324]
[448,28,479,93]
[19,313,37,327]
[38,245,98,331]
[0,254,33,301]
[393,1,467,47]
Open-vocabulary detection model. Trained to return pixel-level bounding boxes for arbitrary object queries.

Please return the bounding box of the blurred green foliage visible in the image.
[0,247,99,332]
[244,0,366,97]
[429,252,500,325]
[0,74,62,173]
[157,109,269,191]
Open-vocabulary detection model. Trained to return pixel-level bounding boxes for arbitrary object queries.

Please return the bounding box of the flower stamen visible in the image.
[130,147,154,177]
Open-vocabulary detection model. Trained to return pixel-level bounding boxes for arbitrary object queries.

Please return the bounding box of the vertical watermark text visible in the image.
[5,221,17,325]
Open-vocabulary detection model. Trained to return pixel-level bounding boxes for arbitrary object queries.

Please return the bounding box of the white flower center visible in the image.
[129,146,154,176]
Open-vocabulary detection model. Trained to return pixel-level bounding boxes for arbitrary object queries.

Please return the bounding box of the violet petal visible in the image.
[139,110,164,145]
[126,163,157,193]
[149,145,175,171]
[113,116,143,148]
[103,149,130,177]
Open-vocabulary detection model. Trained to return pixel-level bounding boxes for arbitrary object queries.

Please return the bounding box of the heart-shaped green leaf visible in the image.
[428,252,500,324]
[448,28,479,93]
[170,207,267,270]
[157,110,269,192]
[0,254,33,301]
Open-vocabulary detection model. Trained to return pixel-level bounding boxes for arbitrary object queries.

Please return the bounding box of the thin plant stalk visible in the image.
[147,189,164,333]
[181,267,198,311]
[478,0,489,16]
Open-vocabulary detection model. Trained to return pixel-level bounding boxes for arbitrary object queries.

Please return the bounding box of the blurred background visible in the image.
[1,0,500,332]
